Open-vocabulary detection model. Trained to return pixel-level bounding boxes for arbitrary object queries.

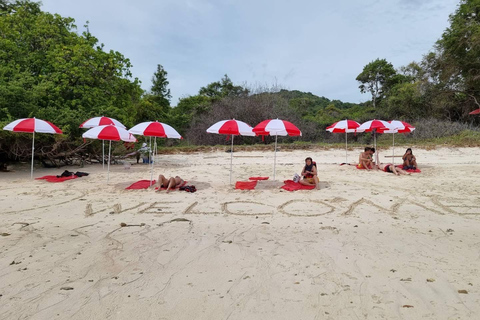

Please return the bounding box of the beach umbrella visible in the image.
[326,119,360,163]
[206,119,255,184]
[357,119,394,164]
[3,118,63,179]
[79,116,126,169]
[382,120,415,164]
[79,116,126,129]
[82,125,136,183]
[253,119,302,180]
[129,121,183,186]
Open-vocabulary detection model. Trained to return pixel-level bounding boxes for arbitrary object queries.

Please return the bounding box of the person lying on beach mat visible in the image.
[155,174,185,193]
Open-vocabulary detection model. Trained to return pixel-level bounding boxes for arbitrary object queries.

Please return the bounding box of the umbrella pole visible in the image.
[345,131,348,164]
[230,135,234,185]
[150,137,156,186]
[102,140,105,169]
[392,133,395,165]
[31,131,35,179]
[274,135,278,181]
[107,140,111,183]
[374,131,379,166]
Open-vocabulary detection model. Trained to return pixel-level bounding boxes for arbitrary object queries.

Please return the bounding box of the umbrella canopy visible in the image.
[3,118,63,178]
[129,121,182,186]
[384,120,415,133]
[326,119,360,164]
[326,119,360,133]
[79,116,126,129]
[82,125,137,183]
[253,118,302,136]
[206,119,255,185]
[469,108,480,115]
[129,121,182,138]
[206,119,256,136]
[357,119,393,133]
[253,119,302,180]
[4,118,62,134]
[83,125,136,142]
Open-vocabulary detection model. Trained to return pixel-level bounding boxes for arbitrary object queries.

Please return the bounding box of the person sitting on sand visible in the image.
[357,147,375,170]
[402,148,418,170]
[155,174,184,193]
[299,157,320,189]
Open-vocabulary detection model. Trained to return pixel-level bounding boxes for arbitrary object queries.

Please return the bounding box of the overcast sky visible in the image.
[40,0,458,106]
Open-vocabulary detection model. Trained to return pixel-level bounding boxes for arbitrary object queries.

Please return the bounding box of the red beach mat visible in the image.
[125,180,156,190]
[396,165,421,173]
[248,177,269,181]
[281,180,315,191]
[235,180,257,190]
[35,175,79,183]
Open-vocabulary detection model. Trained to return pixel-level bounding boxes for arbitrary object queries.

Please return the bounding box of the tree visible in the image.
[356,58,397,108]
[199,74,248,101]
[0,0,143,162]
[150,64,171,107]
[432,0,480,117]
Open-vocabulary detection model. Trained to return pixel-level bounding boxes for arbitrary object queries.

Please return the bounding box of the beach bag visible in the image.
[293,173,300,183]
[57,170,74,178]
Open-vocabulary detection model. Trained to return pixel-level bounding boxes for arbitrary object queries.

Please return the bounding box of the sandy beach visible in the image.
[1,146,480,319]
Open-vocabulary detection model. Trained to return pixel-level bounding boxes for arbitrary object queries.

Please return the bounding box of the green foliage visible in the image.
[356,58,397,108]
[150,64,171,107]
[198,74,249,101]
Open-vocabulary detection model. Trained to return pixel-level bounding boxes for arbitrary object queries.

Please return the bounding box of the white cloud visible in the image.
[40,0,458,105]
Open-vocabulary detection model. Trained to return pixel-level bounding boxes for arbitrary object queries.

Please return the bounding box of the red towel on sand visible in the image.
[35,175,79,183]
[249,177,269,180]
[125,180,156,190]
[396,165,421,173]
[281,180,315,191]
[235,181,257,190]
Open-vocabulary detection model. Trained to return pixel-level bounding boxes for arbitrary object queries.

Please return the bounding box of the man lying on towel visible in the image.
[155,174,185,193]
[299,157,320,190]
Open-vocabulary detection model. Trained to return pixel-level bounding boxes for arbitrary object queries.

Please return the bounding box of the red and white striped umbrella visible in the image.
[83,125,136,142]
[326,119,360,133]
[358,120,394,165]
[206,119,255,136]
[253,119,301,180]
[129,121,182,139]
[253,118,302,136]
[129,121,182,186]
[79,116,126,129]
[206,119,255,185]
[3,118,63,178]
[386,120,415,133]
[382,120,415,164]
[326,119,360,164]
[82,125,137,183]
[4,118,62,134]
[357,119,393,133]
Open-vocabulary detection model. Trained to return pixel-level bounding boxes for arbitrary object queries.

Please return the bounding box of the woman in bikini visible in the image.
[156,174,184,193]
[402,148,418,170]
[299,157,320,189]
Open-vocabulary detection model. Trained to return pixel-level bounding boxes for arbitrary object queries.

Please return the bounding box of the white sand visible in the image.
[1,146,480,319]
